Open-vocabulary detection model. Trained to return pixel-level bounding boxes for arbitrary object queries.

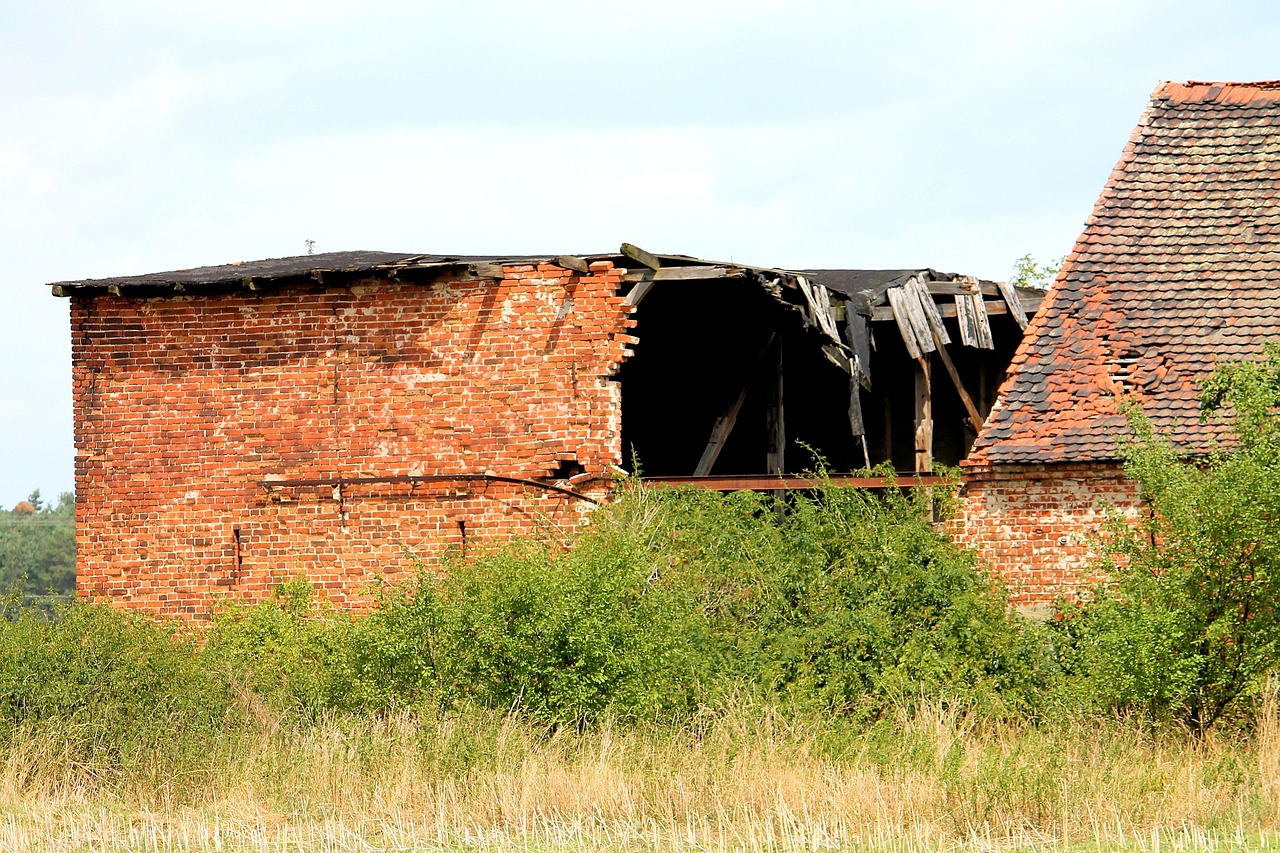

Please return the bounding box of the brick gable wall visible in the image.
[71,262,634,619]
[951,463,1146,608]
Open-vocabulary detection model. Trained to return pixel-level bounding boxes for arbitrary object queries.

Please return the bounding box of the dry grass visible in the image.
[1,700,1277,852]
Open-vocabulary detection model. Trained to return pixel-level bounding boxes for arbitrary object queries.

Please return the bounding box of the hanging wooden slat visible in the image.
[907,274,951,346]
[796,275,842,344]
[995,279,1029,330]
[914,355,933,474]
[952,276,994,349]
[843,303,872,390]
[887,282,935,356]
[886,288,923,359]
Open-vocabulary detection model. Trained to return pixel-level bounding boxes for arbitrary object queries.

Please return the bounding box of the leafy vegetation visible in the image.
[1055,344,1280,732]
[199,475,1045,727]
[1009,253,1063,290]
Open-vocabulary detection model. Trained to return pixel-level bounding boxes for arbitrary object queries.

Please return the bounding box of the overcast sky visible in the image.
[2,0,1277,506]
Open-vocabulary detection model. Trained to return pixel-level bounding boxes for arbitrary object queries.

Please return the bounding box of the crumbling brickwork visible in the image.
[951,463,1145,608]
[71,262,634,619]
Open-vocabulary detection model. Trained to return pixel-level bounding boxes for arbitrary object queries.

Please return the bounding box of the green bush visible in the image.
[203,578,349,718]
[1061,344,1280,732]
[0,602,233,784]
[634,475,1048,719]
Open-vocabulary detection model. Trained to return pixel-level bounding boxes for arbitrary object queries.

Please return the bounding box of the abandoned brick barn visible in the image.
[55,245,1040,618]
[951,80,1280,606]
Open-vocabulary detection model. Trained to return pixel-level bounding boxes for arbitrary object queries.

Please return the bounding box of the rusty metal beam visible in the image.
[261,473,600,504]
[644,474,953,490]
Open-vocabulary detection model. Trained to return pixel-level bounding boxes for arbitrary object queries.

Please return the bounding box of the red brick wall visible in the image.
[71,262,635,619]
[952,463,1146,609]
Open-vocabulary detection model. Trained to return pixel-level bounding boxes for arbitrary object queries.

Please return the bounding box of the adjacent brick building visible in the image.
[956,80,1280,606]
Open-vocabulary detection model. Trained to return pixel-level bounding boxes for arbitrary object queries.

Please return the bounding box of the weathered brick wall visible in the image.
[952,463,1146,608]
[71,261,635,619]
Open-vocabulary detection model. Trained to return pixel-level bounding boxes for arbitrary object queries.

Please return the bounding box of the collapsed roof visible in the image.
[51,244,1042,475]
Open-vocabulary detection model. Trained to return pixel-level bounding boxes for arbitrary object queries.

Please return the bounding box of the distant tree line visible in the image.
[0,491,75,599]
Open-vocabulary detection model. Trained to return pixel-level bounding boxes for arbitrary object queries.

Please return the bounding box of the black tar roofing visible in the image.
[46,250,986,300]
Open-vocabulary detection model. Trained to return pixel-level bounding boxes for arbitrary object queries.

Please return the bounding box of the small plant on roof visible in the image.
[1009,254,1063,291]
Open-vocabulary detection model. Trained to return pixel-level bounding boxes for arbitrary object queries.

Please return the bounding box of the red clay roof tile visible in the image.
[968,80,1280,467]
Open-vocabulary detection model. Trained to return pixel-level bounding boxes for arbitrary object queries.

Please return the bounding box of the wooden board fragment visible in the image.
[795,275,843,344]
[907,274,950,346]
[995,278,1029,329]
[621,265,729,282]
[620,243,662,270]
[471,263,505,279]
[885,280,936,353]
[914,356,933,474]
[624,281,654,307]
[886,287,924,359]
[554,255,590,274]
[843,302,872,390]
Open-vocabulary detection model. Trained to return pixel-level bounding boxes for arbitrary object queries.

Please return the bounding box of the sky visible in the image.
[2,0,1278,507]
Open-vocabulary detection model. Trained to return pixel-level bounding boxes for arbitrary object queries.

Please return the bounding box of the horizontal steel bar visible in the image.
[261,473,600,505]
[642,474,953,490]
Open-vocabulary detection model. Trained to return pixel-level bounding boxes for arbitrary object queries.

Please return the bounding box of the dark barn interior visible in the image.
[614,254,1041,481]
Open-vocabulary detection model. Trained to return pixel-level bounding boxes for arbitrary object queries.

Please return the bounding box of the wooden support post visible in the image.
[914,355,933,474]
[765,337,785,476]
[882,383,893,467]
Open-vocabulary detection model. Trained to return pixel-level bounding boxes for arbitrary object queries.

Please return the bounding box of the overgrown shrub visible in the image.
[0,602,233,785]
[200,473,1043,726]
[1060,344,1280,732]
[203,578,348,718]
[633,475,1049,719]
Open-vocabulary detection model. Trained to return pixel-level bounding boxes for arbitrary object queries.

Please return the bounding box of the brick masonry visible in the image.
[951,462,1146,608]
[71,262,635,619]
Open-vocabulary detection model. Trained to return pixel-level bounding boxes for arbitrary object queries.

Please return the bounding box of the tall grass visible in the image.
[0,699,1277,851]
[2,481,1278,850]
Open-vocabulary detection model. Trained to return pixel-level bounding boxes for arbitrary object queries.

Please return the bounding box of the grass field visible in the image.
[2,698,1277,852]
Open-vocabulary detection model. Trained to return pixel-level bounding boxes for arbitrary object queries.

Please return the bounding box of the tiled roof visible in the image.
[968,80,1280,467]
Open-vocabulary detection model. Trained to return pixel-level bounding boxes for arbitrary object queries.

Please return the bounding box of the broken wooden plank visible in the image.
[554,255,590,274]
[471,263,505,279]
[954,291,980,348]
[872,300,1014,322]
[885,287,924,359]
[620,243,662,269]
[843,303,872,390]
[887,278,937,356]
[621,265,729,282]
[907,274,950,347]
[914,355,933,474]
[794,276,843,344]
[995,278,1029,330]
[624,281,654,307]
